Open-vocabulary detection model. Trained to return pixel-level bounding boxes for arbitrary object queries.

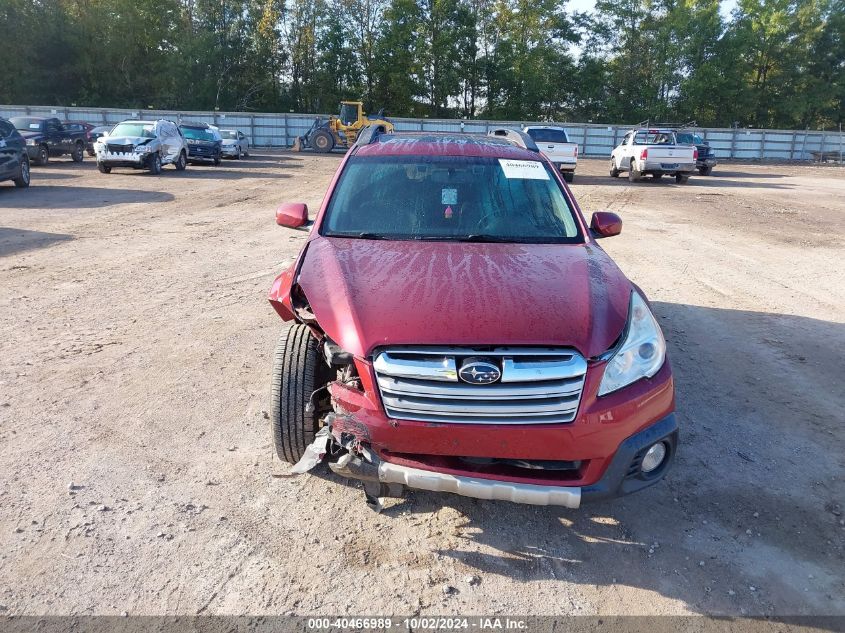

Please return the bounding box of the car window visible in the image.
[321,155,582,244]
[0,121,14,138]
[180,127,216,141]
[526,128,569,143]
[635,131,673,144]
[111,122,155,138]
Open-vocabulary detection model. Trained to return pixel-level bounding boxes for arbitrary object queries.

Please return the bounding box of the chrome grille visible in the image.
[373,347,587,425]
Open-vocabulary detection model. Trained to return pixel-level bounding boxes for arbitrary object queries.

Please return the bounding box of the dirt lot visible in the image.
[0,154,843,617]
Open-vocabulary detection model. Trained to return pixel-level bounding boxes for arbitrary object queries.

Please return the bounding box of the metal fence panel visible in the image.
[1,104,842,161]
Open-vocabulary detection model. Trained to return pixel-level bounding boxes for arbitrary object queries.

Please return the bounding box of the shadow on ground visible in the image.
[2,186,174,209]
[0,227,74,257]
[306,303,845,617]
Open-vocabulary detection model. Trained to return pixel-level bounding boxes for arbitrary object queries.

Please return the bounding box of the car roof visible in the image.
[354,133,541,160]
[524,125,566,130]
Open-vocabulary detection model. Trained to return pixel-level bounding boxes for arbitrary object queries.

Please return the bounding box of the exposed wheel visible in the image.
[675,173,690,184]
[174,150,187,171]
[148,152,162,175]
[271,324,333,463]
[563,172,574,183]
[628,159,641,182]
[609,159,620,178]
[36,145,49,166]
[310,129,335,153]
[97,163,111,174]
[13,157,31,188]
[698,166,712,176]
[71,141,84,162]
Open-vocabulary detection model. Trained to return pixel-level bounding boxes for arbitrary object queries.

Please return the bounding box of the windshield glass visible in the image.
[181,127,215,141]
[110,123,155,138]
[676,133,704,145]
[526,128,568,143]
[321,155,582,243]
[10,117,43,131]
[220,130,238,139]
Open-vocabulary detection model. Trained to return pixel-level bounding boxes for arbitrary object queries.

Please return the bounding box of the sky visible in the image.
[567,0,738,18]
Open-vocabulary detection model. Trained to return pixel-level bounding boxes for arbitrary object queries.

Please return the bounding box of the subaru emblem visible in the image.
[458,358,501,385]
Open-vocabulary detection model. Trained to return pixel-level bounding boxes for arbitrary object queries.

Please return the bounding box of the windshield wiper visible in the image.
[459,234,523,243]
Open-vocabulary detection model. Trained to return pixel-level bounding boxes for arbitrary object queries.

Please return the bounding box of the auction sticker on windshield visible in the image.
[498,159,549,180]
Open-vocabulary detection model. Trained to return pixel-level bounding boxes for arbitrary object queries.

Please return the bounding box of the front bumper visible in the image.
[187,145,219,161]
[221,145,240,156]
[326,358,676,505]
[96,150,149,167]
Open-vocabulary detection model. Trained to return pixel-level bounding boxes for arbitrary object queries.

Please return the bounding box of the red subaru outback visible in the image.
[269,128,677,510]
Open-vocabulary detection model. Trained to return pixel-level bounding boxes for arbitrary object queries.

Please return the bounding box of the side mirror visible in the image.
[590,211,622,238]
[276,202,309,229]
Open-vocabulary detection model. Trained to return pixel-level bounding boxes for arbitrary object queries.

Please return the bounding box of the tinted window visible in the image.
[526,128,569,143]
[180,126,216,141]
[0,121,14,137]
[321,155,582,244]
[676,133,703,145]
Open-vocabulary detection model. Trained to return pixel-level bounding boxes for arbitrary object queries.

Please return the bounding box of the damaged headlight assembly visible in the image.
[598,291,666,396]
[135,144,153,154]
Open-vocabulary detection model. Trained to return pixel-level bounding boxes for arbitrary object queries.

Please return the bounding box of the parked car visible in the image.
[9,116,87,165]
[675,131,717,175]
[219,129,249,159]
[610,128,697,183]
[93,119,188,174]
[0,117,31,188]
[523,125,578,182]
[268,129,677,511]
[87,126,113,156]
[179,122,222,165]
[63,121,97,156]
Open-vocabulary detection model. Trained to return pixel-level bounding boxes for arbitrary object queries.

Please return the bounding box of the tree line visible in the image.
[1,0,843,128]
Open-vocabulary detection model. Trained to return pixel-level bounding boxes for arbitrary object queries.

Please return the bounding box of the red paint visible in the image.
[269,135,676,492]
[275,202,309,228]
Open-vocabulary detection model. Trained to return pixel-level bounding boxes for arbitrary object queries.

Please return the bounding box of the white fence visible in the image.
[2,104,843,161]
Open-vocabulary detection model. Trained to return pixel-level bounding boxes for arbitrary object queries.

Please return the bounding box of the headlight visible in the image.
[135,144,152,153]
[26,139,36,146]
[597,291,666,396]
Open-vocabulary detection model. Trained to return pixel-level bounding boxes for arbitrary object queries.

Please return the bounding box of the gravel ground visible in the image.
[0,153,843,617]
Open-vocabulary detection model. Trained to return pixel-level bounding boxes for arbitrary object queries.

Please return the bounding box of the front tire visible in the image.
[213,152,221,166]
[310,129,335,153]
[271,324,331,463]
[563,172,574,183]
[628,159,641,182]
[609,159,620,178]
[698,166,712,176]
[97,163,111,174]
[148,153,162,175]
[71,141,84,163]
[174,150,187,171]
[36,145,49,166]
[13,157,31,188]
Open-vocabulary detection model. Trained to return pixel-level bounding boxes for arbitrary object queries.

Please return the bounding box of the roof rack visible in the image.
[351,125,540,153]
[636,120,698,129]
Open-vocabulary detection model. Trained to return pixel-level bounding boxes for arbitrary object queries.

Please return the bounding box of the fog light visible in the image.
[641,442,667,473]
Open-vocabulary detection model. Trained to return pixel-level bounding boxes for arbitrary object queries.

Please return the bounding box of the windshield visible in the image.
[220,130,238,139]
[676,133,704,145]
[110,123,155,138]
[10,117,43,131]
[321,155,582,243]
[526,128,568,143]
[181,127,216,141]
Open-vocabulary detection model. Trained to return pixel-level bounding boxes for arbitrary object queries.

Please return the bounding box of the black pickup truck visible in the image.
[9,116,87,165]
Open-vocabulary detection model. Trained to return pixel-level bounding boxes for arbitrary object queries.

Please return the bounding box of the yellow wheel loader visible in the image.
[292,101,394,152]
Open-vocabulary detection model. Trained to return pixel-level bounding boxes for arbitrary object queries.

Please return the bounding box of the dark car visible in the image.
[63,121,101,156]
[178,122,222,165]
[0,117,31,188]
[676,131,717,175]
[9,116,87,165]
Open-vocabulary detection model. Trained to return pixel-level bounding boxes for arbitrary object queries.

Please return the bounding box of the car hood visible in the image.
[100,136,153,146]
[296,237,632,358]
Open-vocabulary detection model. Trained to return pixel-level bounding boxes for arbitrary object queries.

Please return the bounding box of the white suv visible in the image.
[94,119,188,175]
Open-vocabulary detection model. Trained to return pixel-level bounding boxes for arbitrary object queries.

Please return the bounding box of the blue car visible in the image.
[0,117,31,188]
[179,122,222,165]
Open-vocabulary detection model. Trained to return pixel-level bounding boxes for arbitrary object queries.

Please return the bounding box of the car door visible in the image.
[0,120,16,178]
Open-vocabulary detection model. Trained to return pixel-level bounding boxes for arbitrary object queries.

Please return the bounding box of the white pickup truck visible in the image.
[610,128,697,183]
[523,125,578,182]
